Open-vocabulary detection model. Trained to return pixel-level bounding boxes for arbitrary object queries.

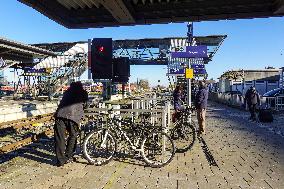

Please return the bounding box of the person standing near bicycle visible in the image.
[194,81,208,135]
[173,85,183,122]
[54,81,88,167]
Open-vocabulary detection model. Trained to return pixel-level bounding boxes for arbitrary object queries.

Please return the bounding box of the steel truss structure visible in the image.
[113,35,226,65]
[35,35,225,67]
[0,37,56,72]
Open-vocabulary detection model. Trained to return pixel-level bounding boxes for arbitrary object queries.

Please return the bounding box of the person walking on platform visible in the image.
[194,81,208,135]
[54,81,88,167]
[244,86,260,121]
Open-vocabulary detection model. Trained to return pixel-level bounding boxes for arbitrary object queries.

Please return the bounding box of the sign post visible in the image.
[187,22,193,122]
[169,23,208,124]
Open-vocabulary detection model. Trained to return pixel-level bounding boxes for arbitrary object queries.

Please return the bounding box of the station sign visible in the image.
[24,68,51,74]
[171,45,207,58]
[193,69,207,75]
[167,62,186,75]
[191,63,207,76]
[192,64,205,69]
[168,68,185,75]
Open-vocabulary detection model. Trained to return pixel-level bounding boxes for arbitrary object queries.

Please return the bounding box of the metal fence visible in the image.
[209,92,284,111]
[84,96,172,130]
[264,96,284,111]
[208,92,244,107]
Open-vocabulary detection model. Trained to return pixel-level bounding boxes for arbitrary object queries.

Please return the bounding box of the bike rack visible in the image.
[84,97,172,131]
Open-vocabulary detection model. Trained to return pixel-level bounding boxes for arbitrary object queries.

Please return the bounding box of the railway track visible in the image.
[0,113,54,130]
[0,114,55,153]
[0,114,99,154]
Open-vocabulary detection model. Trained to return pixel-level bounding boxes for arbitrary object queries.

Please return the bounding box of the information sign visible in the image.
[168,68,185,75]
[171,45,207,58]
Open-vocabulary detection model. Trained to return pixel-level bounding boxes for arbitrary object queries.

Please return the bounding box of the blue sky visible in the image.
[1,1,284,86]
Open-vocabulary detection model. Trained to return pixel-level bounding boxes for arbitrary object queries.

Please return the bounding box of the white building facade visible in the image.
[218,69,281,95]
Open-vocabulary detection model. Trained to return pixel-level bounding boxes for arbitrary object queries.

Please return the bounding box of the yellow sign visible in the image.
[185,68,194,79]
[45,68,52,74]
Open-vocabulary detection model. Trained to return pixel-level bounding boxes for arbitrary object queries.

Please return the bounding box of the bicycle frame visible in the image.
[103,116,144,152]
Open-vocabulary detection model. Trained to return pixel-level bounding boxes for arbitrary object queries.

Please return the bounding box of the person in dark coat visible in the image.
[54,81,88,167]
[172,85,183,122]
[244,86,260,121]
[173,85,182,112]
[194,81,208,134]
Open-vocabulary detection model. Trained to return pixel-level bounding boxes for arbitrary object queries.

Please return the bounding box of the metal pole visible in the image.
[167,101,171,130]
[187,22,193,122]
[122,83,125,99]
[187,77,191,105]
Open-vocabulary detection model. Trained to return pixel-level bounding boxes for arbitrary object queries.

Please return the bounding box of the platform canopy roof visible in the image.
[0,37,56,63]
[19,0,284,28]
[33,35,226,66]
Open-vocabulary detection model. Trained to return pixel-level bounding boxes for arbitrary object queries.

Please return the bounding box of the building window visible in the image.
[267,81,277,84]
[245,81,252,84]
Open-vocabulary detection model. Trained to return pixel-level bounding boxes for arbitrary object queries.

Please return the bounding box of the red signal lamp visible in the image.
[98,46,104,52]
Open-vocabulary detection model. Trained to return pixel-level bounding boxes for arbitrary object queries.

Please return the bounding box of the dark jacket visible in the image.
[195,87,208,109]
[55,86,88,125]
[245,89,260,105]
[173,89,181,104]
[173,89,182,110]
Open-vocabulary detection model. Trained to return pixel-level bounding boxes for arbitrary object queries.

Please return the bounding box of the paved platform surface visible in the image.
[0,102,284,189]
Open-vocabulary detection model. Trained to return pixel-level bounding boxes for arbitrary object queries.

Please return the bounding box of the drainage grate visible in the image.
[198,136,218,167]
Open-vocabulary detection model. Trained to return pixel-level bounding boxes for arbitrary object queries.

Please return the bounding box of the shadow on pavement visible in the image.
[0,137,57,166]
[206,101,284,152]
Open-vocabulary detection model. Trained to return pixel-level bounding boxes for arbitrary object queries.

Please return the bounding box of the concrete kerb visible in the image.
[0,101,58,123]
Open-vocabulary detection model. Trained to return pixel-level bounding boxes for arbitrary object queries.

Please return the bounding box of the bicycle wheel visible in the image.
[83,129,117,165]
[141,131,175,168]
[170,121,196,153]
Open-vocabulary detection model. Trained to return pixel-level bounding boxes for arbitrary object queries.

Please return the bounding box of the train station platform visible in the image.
[0,99,57,123]
[0,102,283,189]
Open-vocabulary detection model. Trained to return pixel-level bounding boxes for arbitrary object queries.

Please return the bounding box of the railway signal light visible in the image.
[90,38,112,79]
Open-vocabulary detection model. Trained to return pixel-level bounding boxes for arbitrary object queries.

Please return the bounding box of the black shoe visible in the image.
[56,162,65,167]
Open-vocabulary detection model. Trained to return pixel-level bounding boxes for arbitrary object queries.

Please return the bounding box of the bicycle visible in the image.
[170,104,196,153]
[83,110,175,168]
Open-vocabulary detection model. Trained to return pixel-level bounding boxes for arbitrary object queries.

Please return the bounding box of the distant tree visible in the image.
[139,79,150,89]
[265,66,275,69]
